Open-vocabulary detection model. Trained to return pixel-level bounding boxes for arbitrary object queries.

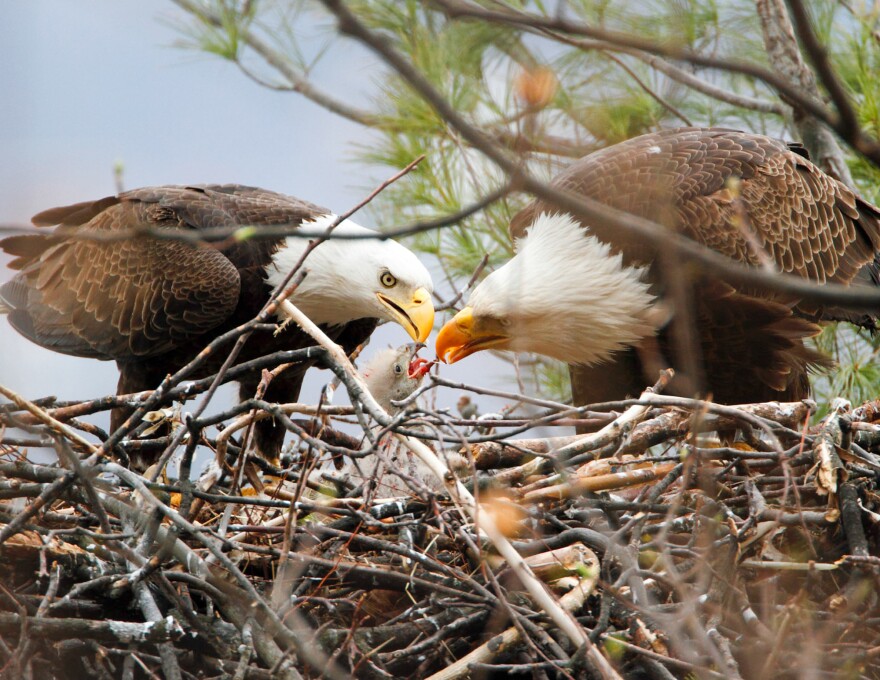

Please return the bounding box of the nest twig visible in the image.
[2,364,880,679]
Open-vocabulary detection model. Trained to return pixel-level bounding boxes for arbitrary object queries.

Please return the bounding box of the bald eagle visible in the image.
[436,128,880,406]
[1,185,433,467]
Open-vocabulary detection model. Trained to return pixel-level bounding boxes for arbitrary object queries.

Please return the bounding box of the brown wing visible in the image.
[511,127,880,323]
[511,128,781,251]
[1,185,328,360]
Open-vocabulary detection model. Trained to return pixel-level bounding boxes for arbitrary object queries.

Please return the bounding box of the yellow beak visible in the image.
[435,306,509,363]
[377,286,434,343]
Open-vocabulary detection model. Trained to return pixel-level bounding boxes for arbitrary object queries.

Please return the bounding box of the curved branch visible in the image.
[530,27,786,116]
[171,0,379,126]
[432,0,880,165]
[756,0,855,188]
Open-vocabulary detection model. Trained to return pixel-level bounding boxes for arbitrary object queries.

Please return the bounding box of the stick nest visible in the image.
[2,382,880,680]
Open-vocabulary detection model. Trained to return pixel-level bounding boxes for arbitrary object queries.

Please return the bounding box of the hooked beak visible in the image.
[377,286,434,343]
[435,307,510,363]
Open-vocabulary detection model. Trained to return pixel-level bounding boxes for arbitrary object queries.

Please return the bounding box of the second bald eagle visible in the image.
[437,127,880,405]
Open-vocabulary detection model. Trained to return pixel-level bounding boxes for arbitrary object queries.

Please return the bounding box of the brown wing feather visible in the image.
[511,128,880,301]
[118,184,327,235]
[691,149,879,286]
[512,128,775,256]
[0,184,328,360]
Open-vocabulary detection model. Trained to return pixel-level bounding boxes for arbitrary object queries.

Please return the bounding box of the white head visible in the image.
[267,215,434,342]
[436,212,656,365]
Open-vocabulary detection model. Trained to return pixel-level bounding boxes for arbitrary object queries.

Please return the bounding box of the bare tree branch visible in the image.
[432,0,880,164]
[171,0,380,126]
[756,0,856,186]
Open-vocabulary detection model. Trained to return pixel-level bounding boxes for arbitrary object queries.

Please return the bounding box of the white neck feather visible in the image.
[470,213,657,364]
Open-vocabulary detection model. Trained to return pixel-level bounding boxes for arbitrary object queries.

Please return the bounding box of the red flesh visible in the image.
[407,356,435,379]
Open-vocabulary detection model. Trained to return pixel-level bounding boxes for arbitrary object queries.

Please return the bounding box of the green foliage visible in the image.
[178,0,257,60]
[579,92,666,145]
[531,359,573,404]
[810,325,880,417]
[832,3,880,204]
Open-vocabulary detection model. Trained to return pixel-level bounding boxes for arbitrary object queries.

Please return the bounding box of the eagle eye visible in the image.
[380,271,397,288]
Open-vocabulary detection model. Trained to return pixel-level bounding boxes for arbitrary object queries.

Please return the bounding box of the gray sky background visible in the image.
[0,1,539,446]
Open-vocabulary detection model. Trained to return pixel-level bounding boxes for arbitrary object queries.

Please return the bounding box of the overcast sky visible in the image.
[0,2,537,450]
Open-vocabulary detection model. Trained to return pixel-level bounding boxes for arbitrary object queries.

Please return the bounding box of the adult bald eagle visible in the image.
[1,184,433,467]
[436,128,880,406]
